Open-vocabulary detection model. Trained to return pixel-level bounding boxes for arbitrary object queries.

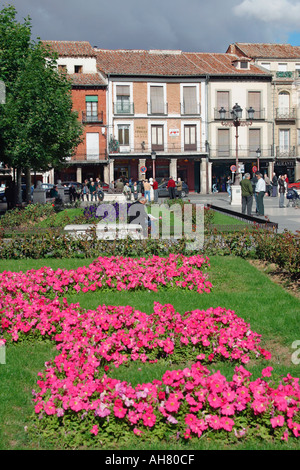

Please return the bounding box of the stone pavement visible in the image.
[186,192,300,234]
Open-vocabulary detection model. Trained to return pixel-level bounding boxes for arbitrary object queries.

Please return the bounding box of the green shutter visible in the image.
[85,96,98,102]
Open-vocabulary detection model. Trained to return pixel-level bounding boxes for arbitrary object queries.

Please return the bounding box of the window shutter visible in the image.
[218,129,229,156]
[183,86,197,114]
[116,85,130,96]
[150,86,164,114]
[217,91,229,110]
[249,128,260,157]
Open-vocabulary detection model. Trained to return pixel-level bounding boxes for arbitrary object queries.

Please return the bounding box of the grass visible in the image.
[0,255,299,450]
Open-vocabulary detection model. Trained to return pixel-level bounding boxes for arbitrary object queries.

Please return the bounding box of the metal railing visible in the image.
[82,111,103,123]
[180,102,201,115]
[209,146,274,159]
[275,146,296,158]
[275,108,296,120]
[147,102,168,115]
[113,102,135,115]
[214,108,265,120]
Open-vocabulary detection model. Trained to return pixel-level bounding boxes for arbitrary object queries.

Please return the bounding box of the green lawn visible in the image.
[0,255,299,450]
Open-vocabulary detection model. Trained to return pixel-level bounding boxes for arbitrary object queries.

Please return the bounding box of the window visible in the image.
[85,96,98,122]
[240,61,248,69]
[218,129,230,157]
[261,63,271,70]
[278,63,287,72]
[216,91,230,119]
[151,125,164,151]
[278,92,290,118]
[118,125,130,146]
[182,86,198,114]
[150,86,165,114]
[248,91,261,119]
[58,64,67,73]
[184,125,197,150]
[74,65,83,73]
[279,129,290,151]
[115,85,131,114]
[249,128,261,158]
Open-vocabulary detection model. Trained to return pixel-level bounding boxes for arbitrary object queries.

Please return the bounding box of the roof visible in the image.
[227,43,300,60]
[41,40,97,58]
[69,73,106,86]
[95,48,271,77]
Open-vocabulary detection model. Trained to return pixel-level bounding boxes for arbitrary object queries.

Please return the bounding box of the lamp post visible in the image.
[219,103,254,185]
[256,148,261,171]
[151,150,156,179]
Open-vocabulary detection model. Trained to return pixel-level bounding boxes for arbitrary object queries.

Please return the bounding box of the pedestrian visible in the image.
[240,173,253,216]
[123,182,131,201]
[278,175,286,208]
[143,179,151,202]
[167,177,176,199]
[255,172,266,216]
[251,172,258,213]
[115,178,124,193]
[226,176,232,198]
[264,173,271,196]
[131,181,139,201]
[89,180,97,201]
[128,196,154,237]
[82,180,89,201]
[153,178,158,202]
[96,179,104,201]
[271,173,278,197]
[69,184,76,203]
[176,177,183,198]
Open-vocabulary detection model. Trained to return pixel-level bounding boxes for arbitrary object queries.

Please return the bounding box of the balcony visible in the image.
[276,71,293,79]
[82,111,103,124]
[276,146,296,158]
[114,102,134,115]
[147,102,168,115]
[214,107,265,120]
[275,108,296,121]
[209,146,274,160]
[180,102,200,115]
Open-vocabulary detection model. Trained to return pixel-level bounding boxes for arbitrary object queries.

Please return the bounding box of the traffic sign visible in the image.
[140,166,147,173]
[252,165,257,173]
[230,165,236,173]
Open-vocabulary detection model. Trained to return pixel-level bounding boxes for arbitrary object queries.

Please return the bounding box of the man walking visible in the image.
[255,172,266,216]
[167,177,176,199]
[240,173,253,215]
[278,175,286,208]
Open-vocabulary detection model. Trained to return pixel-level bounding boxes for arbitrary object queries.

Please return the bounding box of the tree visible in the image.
[0,5,83,203]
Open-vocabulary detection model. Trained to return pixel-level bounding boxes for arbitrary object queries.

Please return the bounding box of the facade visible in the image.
[227,43,300,182]
[95,48,208,192]
[43,41,108,184]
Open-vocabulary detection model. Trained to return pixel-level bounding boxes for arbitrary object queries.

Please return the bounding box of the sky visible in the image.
[3,0,300,52]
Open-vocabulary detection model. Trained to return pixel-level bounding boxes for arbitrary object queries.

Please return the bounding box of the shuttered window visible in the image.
[217,91,229,110]
[218,129,230,157]
[249,128,261,158]
[248,91,261,118]
[183,86,198,114]
[151,125,164,150]
[184,125,197,150]
[118,125,130,146]
[150,86,164,114]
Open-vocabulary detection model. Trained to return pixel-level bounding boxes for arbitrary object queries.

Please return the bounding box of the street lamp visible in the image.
[256,148,261,171]
[151,150,156,179]
[219,102,254,185]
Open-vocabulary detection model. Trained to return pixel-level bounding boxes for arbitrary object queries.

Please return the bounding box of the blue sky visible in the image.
[3,0,300,52]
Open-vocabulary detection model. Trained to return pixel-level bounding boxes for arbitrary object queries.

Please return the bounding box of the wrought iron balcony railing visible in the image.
[113,102,135,115]
[275,108,296,120]
[147,102,168,115]
[82,111,103,123]
[276,146,296,158]
[180,102,200,115]
[214,108,265,120]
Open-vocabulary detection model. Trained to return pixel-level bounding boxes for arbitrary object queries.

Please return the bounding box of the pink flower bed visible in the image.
[0,254,212,296]
[0,254,299,446]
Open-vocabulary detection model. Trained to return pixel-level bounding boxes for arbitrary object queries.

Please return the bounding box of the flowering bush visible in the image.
[0,254,299,448]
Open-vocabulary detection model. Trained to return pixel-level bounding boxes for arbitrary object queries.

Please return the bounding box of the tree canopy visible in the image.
[0,5,83,176]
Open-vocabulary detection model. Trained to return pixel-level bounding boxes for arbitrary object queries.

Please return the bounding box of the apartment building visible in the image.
[42,41,108,184]
[95,48,208,191]
[227,43,300,182]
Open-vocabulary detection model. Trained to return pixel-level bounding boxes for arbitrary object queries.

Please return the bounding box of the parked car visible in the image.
[157,181,189,198]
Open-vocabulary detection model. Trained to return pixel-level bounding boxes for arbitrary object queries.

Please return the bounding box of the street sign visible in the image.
[140,166,147,173]
[252,165,257,173]
[230,165,236,173]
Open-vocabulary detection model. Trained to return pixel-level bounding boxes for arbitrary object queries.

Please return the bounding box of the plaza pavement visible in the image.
[186,191,300,234]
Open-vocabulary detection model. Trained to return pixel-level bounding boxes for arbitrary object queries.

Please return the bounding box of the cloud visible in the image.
[234,0,300,28]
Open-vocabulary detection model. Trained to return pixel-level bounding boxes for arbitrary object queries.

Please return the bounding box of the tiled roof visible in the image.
[42,40,97,57]
[184,53,268,76]
[227,43,300,59]
[69,73,106,86]
[95,48,270,77]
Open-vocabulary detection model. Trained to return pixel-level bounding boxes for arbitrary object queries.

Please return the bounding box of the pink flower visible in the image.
[220,417,234,432]
[270,415,285,428]
[90,425,98,435]
[262,366,273,378]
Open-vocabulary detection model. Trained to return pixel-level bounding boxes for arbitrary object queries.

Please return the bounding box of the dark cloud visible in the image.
[3,0,297,52]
